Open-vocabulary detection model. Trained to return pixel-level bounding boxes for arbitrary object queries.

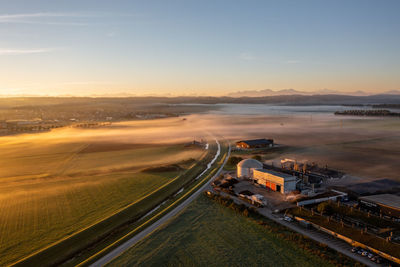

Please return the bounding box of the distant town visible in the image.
[335,109,400,117]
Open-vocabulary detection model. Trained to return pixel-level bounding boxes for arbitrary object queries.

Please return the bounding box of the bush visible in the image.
[251,155,262,161]
[141,164,182,173]
[227,156,243,166]
[243,209,249,217]
[317,202,334,215]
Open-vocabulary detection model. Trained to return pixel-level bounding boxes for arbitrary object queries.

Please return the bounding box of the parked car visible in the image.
[361,251,368,256]
[351,247,359,253]
[367,253,374,259]
[284,216,293,222]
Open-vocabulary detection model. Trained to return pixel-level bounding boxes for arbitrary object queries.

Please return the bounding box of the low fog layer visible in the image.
[1,110,399,181]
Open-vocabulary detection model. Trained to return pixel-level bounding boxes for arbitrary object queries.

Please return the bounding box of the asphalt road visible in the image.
[90,140,231,267]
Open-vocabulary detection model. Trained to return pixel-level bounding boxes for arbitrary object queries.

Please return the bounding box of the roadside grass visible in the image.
[66,140,227,267]
[9,142,218,267]
[109,194,357,267]
[1,171,177,266]
[0,139,206,266]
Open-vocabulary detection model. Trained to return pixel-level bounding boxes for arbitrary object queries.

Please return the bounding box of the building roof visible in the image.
[237,158,263,169]
[359,194,400,210]
[236,138,273,146]
[253,168,296,181]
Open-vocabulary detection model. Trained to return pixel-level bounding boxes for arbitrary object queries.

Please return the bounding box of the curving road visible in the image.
[89,140,231,267]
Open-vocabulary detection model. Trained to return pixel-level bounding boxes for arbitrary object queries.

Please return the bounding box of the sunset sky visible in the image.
[1,0,399,96]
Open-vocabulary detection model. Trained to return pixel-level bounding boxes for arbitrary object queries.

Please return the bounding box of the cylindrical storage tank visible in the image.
[237,159,263,178]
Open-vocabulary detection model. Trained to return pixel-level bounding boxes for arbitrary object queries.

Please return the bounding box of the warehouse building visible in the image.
[358,194,400,219]
[237,158,263,178]
[253,169,297,194]
[236,138,274,149]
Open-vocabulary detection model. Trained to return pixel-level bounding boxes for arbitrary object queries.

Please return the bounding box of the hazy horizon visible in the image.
[1,88,400,98]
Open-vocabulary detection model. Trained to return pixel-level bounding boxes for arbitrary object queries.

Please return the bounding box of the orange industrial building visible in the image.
[253,169,296,194]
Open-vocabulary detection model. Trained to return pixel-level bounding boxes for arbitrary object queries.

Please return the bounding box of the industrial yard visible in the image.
[210,138,400,266]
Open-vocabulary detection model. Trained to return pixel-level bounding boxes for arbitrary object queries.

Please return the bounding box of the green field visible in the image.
[0,129,207,266]
[109,195,338,267]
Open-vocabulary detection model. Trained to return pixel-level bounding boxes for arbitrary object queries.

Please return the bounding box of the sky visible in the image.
[0,0,399,96]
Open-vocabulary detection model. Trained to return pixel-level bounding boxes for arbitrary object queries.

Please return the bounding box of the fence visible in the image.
[294,216,400,265]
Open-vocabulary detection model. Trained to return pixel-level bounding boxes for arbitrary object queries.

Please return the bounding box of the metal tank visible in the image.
[237,158,263,178]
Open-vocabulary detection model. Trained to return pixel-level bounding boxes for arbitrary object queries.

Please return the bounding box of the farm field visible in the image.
[0,123,207,266]
[203,111,400,181]
[3,107,400,265]
[109,195,336,267]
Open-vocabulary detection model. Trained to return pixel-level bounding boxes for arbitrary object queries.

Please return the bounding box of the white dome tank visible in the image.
[237,158,263,178]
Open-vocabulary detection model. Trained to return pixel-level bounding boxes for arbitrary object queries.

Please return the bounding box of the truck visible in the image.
[250,194,268,207]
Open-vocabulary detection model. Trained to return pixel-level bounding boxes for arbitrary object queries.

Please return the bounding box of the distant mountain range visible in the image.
[1,94,400,107]
[228,89,400,97]
[3,89,400,99]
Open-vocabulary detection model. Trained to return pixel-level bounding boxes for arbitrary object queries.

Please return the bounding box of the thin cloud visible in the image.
[0,48,54,55]
[0,12,99,25]
[13,21,89,26]
[0,12,97,20]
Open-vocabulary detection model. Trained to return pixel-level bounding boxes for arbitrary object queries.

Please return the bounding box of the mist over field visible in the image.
[1,103,399,265]
[203,110,400,181]
[2,105,399,181]
[0,117,213,265]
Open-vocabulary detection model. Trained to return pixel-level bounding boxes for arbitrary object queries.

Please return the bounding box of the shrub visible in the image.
[317,202,334,215]
[227,156,243,166]
[251,155,262,161]
[243,209,249,217]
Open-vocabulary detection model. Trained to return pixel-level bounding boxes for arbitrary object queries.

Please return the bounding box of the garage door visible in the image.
[270,182,276,191]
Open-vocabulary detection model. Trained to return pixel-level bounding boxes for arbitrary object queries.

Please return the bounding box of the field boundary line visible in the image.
[77,139,228,266]
[8,145,214,267]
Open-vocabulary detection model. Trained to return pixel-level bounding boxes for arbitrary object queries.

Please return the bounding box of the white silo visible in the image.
[237,158,263,178]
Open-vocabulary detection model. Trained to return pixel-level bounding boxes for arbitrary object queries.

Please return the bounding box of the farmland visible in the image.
[0,123,208,266]
[2,104,400,266]
[109,195,343,267]
[204,110,400,181]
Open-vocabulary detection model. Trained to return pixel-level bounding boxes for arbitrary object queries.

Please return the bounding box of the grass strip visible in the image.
[75,141,228,266]
[12,143,221,267]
